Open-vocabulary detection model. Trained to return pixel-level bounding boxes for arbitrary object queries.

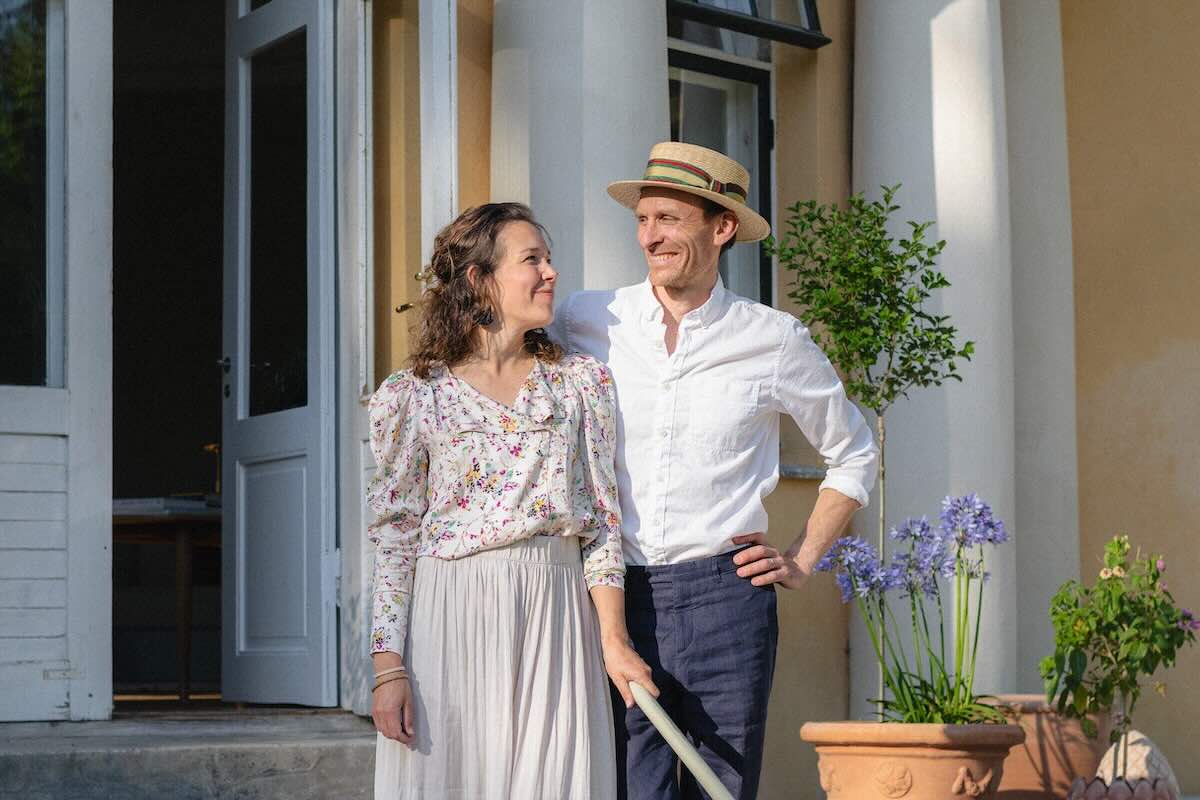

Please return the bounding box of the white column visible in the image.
[852,0,1016,716]
[1001,0,1079,693]
[490,1,669,296]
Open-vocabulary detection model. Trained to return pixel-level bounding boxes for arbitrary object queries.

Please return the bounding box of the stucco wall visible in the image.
[1061,1,1200,789]
[761,2,857,797]
[372,0,423,379]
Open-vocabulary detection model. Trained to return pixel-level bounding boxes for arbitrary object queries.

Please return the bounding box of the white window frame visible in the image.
[44,0,65,387]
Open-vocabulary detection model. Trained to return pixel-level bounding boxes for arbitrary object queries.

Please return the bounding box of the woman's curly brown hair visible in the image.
[411,203,562,378]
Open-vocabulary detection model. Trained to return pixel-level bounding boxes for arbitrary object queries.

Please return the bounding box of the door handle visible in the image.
[217,356,231,373]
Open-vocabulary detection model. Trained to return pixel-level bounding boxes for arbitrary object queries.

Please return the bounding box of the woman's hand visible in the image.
[371,674,416,745]
[602,634,659,709]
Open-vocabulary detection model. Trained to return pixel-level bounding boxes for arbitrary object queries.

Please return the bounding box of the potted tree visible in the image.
[1040,535,1199,799]
[765,184,974,563]
[803,495,1024,798]
[766,185,974,717]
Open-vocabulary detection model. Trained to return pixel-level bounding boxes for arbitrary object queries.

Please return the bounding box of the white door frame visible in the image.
[334,0,376,714]
[61,0,114,722]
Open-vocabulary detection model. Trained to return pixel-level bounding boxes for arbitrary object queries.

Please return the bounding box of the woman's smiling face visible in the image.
[487,220,557,332]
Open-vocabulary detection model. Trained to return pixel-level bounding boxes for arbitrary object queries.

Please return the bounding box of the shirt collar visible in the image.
[635,275,728,328]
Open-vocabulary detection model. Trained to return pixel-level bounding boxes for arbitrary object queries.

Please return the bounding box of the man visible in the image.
[552,142,878,799]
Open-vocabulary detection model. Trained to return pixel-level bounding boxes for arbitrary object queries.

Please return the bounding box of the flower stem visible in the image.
[966,548,985,701]
[876,413,887,716]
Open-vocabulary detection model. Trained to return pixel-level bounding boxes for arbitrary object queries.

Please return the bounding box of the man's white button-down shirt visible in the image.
[552,278,879,567]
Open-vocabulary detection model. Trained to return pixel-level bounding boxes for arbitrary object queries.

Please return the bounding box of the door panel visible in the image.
[221,0,336,706]
[238,455,308,647]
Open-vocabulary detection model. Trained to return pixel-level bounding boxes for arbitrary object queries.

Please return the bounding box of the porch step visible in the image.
[0,709,376,800]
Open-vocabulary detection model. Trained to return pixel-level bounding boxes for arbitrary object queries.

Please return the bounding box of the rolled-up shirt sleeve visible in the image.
[772,319,879,506]
[573,359,625,590]
[366,372,429,656]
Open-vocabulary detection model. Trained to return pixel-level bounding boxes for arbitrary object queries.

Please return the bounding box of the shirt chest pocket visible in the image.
[681,378,763,454]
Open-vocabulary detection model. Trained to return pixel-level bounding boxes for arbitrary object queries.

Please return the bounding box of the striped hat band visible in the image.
[642,158,748,205]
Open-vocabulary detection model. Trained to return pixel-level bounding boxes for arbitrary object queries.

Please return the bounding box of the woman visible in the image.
[368,203,656,799]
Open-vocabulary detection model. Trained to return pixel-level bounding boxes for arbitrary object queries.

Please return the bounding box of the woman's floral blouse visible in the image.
[367,353,625,656]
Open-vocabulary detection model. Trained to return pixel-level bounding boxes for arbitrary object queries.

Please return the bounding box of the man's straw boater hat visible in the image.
[607,141,770,242]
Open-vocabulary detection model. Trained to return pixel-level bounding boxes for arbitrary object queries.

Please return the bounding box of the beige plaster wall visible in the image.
[760,2,857,798]
[373,0,494,379]
[457,0,492,209]
[372,0,423,378]
[1060,1,1200,789]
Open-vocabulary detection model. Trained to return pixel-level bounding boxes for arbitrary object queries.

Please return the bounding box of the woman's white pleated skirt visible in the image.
[374,535,617,800]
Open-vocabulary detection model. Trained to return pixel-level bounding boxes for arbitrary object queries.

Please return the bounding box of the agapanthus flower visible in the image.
[917,536,957,580]
[886,551,931,597]
[939,493,1008,546]
[889,516,933,543]
[816,537,891,601]
[886,534,955,597]
[961,558,990,581]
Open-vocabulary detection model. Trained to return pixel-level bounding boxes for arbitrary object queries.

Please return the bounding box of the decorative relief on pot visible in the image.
[952,766,994,797]
[818,760,836,793]
[873,761,913,798]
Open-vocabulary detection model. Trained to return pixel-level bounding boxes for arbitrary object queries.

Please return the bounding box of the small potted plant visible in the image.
[800,494,1024,799]
[1039,535,1198,800]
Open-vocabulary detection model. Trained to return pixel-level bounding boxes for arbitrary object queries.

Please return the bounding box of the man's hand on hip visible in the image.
[731,532,809,590]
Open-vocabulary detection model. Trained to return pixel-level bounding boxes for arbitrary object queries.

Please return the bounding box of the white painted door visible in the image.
[221,0,336,706]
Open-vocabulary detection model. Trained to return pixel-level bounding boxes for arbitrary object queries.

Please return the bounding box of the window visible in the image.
[668,48,773,304]
[0,0,61,387]
[666,0,829,51]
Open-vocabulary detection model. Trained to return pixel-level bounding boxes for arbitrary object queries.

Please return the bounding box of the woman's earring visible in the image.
[474,305,495,327]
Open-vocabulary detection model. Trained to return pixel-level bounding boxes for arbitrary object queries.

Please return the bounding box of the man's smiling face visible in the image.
[635,187,735,292]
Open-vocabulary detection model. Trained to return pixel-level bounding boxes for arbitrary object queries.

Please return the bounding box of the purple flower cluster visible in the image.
[884,517,955,597]
[939,493,1008,546]
[1180,609,1200,632]
[815,537,890,602]
[817,495,1009,603]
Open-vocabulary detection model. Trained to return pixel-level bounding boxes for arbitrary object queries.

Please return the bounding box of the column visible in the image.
[490,1,669,297]
[852,0,1017,715]
[1001,0,1080,693]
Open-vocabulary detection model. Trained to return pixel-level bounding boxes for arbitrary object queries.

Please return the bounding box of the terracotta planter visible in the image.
[992,694,1110,799]
[1065,777,1177,800]
[801,721,1025,799]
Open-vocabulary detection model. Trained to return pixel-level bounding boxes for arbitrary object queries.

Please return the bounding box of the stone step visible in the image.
[0,709,376,800]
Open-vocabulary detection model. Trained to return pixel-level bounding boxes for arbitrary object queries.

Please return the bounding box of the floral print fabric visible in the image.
[367,353,624,656]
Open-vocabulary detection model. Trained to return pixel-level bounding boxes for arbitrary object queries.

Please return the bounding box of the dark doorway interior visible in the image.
[112,0,224,699]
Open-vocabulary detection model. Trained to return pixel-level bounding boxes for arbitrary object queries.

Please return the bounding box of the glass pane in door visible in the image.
[248,30,307,416]
[0,0,47,386]
[669,66,762,302]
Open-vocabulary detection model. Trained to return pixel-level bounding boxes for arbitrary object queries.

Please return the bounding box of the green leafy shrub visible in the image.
[1041,535,1198,777]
